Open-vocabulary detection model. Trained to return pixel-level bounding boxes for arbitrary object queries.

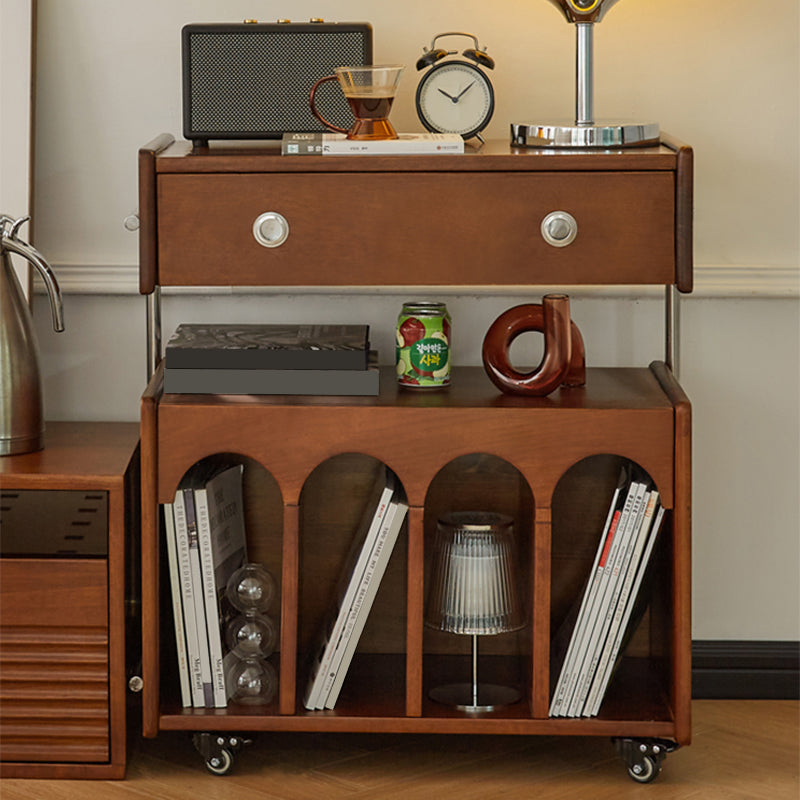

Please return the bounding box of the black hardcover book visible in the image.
[165,323,370,371]
[164,353,380,396]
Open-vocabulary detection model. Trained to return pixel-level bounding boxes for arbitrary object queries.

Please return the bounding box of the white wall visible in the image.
[27,0,799,641]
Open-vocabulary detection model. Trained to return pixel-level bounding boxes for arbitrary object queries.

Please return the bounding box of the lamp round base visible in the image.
[511,121,659,148]
[429,683,521,713]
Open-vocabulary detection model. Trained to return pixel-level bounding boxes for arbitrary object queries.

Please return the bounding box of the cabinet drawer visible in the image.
[0,559,109,764]
[0,489,107,556]
[157,171,675,287]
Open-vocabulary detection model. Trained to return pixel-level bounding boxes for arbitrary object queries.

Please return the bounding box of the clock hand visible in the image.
[454,81,476,100]
[437,88,457,101]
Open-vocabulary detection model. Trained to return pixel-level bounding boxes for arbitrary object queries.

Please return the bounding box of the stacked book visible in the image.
[163,462,248,708]
[282,132,465,156]
[304,465,408,710]
[549,462,666,718]
[163,323,378,396]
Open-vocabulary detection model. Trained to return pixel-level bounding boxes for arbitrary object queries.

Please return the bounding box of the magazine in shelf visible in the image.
[194,463,248,707]
[162,503,192,707]
[304,465,396,710]
[180,481,215,707]
[549,463,630,717]
[171,485,206,707]
[585,502,665,716]
[566,475,650,717]
[323,495,408,709]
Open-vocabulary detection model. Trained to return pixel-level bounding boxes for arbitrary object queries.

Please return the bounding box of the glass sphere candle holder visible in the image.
[225,613,277,660]
[226,563,276,615]
[224,656,277,706]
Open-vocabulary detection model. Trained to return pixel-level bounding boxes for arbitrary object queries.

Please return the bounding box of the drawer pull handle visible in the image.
[541,211,578,247]
[253,212,289,248]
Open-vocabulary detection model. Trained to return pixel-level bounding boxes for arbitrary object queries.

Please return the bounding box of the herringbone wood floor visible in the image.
[1,700,797,799]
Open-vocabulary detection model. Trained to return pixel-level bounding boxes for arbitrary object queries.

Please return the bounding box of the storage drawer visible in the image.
[0,489,108,556]
[156,171,675,287]
[0,559,110,764]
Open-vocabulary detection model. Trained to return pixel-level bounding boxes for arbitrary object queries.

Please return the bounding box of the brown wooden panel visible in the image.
[140,367,162,738]
[0,559,107,627]
[0,422,140,489]
[155,367,675,510]
[156,172,675,287]
[139,133,175,294]
[154,138,680,174]
[0,568,110,765]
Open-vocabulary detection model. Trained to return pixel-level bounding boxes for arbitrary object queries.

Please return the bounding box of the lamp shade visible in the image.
[426,511,524,636]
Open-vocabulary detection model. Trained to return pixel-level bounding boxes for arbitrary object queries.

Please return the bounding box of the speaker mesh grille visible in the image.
[187,30,369,137]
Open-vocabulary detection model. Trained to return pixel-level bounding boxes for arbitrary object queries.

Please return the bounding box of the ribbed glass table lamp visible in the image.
[426,511,525,712]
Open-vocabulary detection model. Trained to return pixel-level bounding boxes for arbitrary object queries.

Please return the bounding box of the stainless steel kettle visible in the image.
[1,214,64,456]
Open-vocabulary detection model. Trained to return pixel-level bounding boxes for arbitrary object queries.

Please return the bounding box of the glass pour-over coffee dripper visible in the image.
[310,65,404,140]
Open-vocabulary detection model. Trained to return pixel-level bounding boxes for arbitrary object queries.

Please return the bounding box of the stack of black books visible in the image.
[163,323,378,396]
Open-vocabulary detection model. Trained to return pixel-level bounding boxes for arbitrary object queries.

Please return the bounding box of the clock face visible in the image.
[416,61,494,139]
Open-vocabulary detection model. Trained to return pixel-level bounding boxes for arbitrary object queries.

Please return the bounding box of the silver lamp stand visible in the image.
[511,0,659,148]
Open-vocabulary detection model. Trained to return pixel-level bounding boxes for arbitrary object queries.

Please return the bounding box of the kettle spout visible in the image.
[1,217,64,332]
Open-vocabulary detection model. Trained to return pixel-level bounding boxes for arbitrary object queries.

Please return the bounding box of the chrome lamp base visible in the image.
[429,682,521,714]
[511,19,659,149]
[428,632,521,714]
[511,121,660,149]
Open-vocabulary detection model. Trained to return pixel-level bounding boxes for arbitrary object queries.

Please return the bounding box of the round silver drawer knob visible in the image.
[253,212,289,248]
[541,211,578,247]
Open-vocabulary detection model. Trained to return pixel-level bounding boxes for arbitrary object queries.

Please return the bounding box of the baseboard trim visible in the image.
[692,640,800,699]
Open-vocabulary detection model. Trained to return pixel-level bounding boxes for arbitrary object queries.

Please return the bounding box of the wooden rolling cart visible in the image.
[136,135,692,781]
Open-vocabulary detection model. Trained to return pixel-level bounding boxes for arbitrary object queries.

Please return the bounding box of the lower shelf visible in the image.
[155,656,677,739]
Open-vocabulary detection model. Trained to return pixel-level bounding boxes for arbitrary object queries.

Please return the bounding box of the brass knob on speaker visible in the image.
[253,212,290,248]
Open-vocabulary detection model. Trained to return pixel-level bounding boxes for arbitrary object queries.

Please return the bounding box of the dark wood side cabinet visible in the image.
[138,137,692,781]
[0,422,140,779]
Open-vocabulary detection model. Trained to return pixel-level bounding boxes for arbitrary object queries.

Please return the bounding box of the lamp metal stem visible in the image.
[472,634,479,707]
[575,23,594,125]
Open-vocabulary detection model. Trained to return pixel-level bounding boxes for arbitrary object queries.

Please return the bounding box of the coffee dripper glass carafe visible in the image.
[309,65,404,140]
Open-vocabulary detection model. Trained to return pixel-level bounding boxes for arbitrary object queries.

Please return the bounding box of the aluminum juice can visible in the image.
[396,301,451,389]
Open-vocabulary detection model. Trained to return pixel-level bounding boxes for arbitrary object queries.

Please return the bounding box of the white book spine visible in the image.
[195,488,227,707]
[163,503,191,707]
[183,487,214,707]
[324,500,408,709]
[569,481,648,717]
[587,506,666,717]
[173,490,205,707]
[303,472,395,710]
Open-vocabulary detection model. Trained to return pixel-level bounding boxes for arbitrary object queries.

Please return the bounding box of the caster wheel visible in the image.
[205,748,233,776]
[628,755,660,784]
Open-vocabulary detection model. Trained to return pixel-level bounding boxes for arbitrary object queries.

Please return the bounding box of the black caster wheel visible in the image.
[613,737,676,784]
[205,747,233,776]
[192,732,251,776]
[627,754,660,783]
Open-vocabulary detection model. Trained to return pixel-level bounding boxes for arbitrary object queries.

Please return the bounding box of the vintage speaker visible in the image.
[182,21,373,146]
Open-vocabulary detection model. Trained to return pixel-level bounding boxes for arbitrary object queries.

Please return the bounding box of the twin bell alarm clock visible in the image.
[415,32,495,142]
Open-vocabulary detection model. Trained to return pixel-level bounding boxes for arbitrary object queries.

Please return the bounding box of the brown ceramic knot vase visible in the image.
[481,294,586,396]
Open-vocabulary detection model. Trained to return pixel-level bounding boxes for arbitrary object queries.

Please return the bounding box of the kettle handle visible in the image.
[1,215,65,332]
